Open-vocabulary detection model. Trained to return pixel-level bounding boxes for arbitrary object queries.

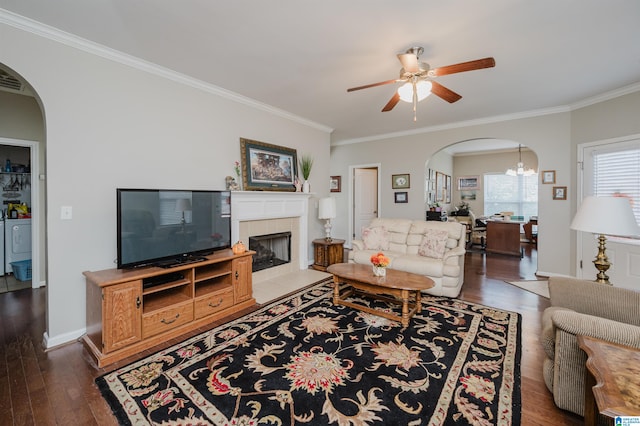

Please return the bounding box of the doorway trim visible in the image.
[575,133,640,283]
[0,137,41,289]
[348,163,381,248]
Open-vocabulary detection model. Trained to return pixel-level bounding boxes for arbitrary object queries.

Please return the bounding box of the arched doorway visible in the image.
[0,64,47,319]
[426,139,539,269]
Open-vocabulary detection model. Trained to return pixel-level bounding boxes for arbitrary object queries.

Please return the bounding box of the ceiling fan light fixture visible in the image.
[398,80,432,103]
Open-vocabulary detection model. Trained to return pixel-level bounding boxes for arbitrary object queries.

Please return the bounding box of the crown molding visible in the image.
[0,9,333,134]
[333,81,640,146]
[569,82,640,110]
[332,106,570,146]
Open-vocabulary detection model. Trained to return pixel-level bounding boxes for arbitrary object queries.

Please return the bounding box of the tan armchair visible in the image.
[541,276,640,416]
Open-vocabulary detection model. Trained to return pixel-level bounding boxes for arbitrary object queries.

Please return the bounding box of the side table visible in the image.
[312,238,345,271]
[577,335,640,425]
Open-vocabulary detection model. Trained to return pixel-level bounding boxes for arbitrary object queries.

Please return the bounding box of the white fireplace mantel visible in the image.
[231,191,313,270]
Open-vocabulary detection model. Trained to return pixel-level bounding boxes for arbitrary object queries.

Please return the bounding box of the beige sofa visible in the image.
[541,276,640,416]
[348,218,466,297]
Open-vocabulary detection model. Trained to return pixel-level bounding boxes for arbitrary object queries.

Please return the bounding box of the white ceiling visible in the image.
[2,1,640,146]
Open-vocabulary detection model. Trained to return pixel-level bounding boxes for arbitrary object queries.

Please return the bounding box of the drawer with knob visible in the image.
[142,301,193,339]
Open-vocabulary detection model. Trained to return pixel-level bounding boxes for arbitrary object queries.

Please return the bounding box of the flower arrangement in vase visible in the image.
[370,252,390,277]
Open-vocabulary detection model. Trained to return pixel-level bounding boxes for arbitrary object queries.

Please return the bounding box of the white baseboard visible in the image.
[43,327,86,350]
[535,270,575,279]
[32,280,46,289]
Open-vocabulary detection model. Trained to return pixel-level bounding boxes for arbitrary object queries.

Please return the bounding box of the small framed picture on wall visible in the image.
[457,176,479,190]
[542,170,556,184]
[392,174,410,189]
[553,186,567,200]
[394,192,408,203]
[330,176,341,192]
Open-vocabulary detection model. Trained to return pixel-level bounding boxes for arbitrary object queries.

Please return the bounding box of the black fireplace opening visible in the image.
[249,231,292,272]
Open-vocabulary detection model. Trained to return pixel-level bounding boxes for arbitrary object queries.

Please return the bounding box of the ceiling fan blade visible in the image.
[430,81,462,103]
[397,53,419,73]
[381,92,401,112]
[347,79,398,92]
[431,57,495,77]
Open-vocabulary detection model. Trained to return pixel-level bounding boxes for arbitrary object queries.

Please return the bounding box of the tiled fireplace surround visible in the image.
[231,191,312,283]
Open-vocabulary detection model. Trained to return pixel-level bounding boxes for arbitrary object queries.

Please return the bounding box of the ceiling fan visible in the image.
[347,47,495,121]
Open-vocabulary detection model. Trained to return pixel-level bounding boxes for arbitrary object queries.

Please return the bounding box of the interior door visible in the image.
[578,138,640,289]
[353,167,379,240]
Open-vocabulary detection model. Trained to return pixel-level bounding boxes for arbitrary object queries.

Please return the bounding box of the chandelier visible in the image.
[505,144,535,176]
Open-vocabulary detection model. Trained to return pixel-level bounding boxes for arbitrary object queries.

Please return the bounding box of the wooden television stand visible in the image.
[82,249,255,367]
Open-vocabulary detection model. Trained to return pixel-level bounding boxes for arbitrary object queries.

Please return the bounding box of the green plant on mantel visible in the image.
[299,155,313,180]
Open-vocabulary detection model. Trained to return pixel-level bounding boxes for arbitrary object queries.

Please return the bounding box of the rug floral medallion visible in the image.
[97,279,521,425]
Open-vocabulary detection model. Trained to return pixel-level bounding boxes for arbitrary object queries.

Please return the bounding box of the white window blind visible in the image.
[592,145,640,224]
[484,173,538,219]
[159,191,191,226]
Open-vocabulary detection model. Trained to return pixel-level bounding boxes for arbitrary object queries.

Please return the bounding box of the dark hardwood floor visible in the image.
[0,244,583,425]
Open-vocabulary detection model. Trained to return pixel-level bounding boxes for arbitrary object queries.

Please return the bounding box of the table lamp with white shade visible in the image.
[318,197,337,241]
[570,196,639,284]
[175,198,192,224]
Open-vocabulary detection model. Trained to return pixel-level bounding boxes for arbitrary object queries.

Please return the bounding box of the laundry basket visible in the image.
[11,259,32,281]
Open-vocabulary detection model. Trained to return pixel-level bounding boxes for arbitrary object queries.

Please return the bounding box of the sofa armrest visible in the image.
[352,239,365,251]
[552,310,640,348]
[442,246,465,261]
[541,306,573,358]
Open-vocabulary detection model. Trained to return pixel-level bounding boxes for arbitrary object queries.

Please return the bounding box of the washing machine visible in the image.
[5,218,30,274]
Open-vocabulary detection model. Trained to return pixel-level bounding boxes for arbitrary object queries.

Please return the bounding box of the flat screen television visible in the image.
[117,189,232,269]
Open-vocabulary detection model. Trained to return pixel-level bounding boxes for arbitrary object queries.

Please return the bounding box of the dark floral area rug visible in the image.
[96,278,521,425]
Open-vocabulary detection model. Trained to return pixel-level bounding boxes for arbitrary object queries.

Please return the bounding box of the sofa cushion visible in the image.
[361,226,390,250]
[368,218,412,252]
[406,221,464,254]
[390,254,444,277]
[418,229,449,259]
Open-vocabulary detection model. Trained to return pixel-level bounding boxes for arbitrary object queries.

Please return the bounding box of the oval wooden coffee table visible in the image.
[326,263,435,327]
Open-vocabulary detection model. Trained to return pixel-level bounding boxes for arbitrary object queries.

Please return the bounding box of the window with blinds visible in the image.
[159,191,192,226]
[592,145,640,224]
[483,173,538,219]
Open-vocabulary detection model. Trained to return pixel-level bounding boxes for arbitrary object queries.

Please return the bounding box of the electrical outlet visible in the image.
[61,206,72,220]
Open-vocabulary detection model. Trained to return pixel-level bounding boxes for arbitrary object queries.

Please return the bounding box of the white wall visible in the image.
[1,20,331,346]
[331,113,572,277]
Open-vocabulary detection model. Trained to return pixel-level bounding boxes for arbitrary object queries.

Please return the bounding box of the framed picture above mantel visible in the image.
[240,138,297,191]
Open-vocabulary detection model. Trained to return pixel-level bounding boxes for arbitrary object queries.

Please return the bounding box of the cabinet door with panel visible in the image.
[312,239,344,271]
[103,280,142,353]
[233,256,253,303]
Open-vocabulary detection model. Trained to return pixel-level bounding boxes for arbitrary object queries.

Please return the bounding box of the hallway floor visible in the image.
[0,274,31,294]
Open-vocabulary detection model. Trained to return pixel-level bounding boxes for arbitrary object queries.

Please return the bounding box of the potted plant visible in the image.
[456,200,470,216]
[299,155,313,193]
